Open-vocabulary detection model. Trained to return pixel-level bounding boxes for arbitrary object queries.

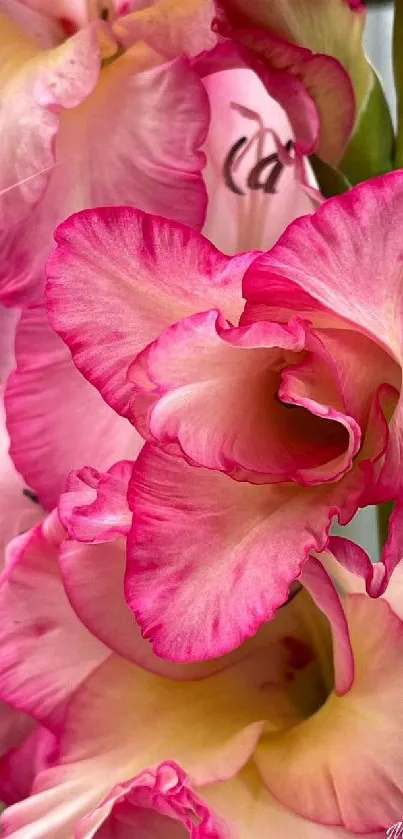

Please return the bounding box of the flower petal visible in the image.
[5,305,142,511]
[0,20,99,231]
[255,593,403,832]
[222,23,355,165]
[60,538,242,679]
[0,387,43,559]
[328,496,403,599]
[0,305,18,382]
[0,725,56,806]
[126,443,364,660]
[129,310,359,484]
[204,763,380,839]
[75,762,227,839]
[1,653,269,836]
[0,512,109,728]
[113,0,216,57]
[299,557,354,695]
[46,208,255,419]
[194,39,320,162]
[59,461,134,543]
[202,67,315,254]
[221,0,372,126]
[73,53,210,231]
[15,0,88,30]
[243,172,403,495]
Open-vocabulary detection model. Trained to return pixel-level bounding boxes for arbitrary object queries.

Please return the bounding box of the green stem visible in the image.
[393,0,403,166]
[377,501,394,553]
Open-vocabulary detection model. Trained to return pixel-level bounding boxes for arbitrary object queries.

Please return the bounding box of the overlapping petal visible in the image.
[5,305,142,510]
[75,762,227,839]
[125,444,364,660]
[0,511,109,727]
[0,652,270,837]
[0,305,18,382]
[0,726,56,806]
[0,19,99,231]
[243,172,403,497]
[129,309,360,484]
[204,763,381,839]
[221,0,372,124]
[59,461,134,543]
[0,25,210,306]
[113,0,217,57]
[46,207,257,419]
[0,386,43,557]
[14,0,88,30]
[255,592,403,832]
[68,52,210,228]
[220,23,355,166]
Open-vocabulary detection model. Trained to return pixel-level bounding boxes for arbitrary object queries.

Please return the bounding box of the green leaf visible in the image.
[310,155,351,198]
[340,70,395,185]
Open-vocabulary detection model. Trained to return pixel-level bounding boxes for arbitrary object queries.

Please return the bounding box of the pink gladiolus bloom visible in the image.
[0,0,215,308]
[3,53,314,510]
[219,0,372,149]
[0,473,402,835]
[0,387,55,807]
[0,0,215,504]
[46,171,403,661]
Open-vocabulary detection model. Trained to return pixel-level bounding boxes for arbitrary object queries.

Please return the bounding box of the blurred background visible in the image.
[366,1,395,116]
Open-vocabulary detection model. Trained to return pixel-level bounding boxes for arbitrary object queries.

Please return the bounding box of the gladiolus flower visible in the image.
[0,0,215,309]
[0,468,402,835]
[3,57,314,510]
[0,386,55,808]
[45,171,403,660]
[219,0,372,162]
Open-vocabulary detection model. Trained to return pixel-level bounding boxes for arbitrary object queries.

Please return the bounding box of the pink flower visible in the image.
[0,468,402,835]
[0,0,215,505]
[219,0,372,162]
[0,386,42,560]
[46,171,403,661]
[0,386,55,808]
[3,55,314,510]
[0,0,214,309]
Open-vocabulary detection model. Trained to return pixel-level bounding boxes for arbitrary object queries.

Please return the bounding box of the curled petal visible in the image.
[46,208,255,419]
[1,653,269,836]
[129,310,359,484]
[59,461,134,543]
[224,25,355,165]
[75,762,227,838]
[221,0,371,124]
[194,40,320,162]
[126,444,366,660]
[5,305,142,511]
[329,498,403,599]
[243,172,403,496]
